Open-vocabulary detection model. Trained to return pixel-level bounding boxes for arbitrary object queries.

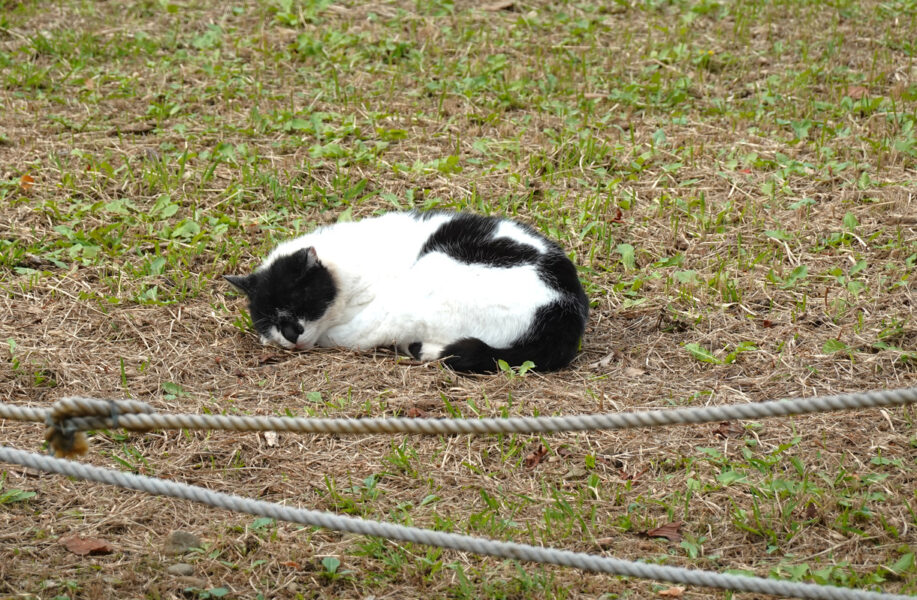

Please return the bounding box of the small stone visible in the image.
[166,563,195,577]
[163,531,202,555]
[175,576,208,589]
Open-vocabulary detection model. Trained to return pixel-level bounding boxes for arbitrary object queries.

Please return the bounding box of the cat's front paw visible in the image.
[401,341,444,362]
[419,343,445,362]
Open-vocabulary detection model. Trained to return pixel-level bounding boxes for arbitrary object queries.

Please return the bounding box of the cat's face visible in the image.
[225,247,337,350]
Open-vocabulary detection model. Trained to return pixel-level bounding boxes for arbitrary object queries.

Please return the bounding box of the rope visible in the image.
[42,398,156,458]
[2,388,915,456]
[0,446,911,600]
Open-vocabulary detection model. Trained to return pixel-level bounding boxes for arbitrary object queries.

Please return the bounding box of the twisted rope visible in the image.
[2,388,915,446]
[0,445,911,600]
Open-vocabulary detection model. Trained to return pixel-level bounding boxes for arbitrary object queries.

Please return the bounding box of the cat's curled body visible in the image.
[225,211,588,373]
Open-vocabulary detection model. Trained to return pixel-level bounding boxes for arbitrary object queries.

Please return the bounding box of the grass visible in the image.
[1,0,916,598]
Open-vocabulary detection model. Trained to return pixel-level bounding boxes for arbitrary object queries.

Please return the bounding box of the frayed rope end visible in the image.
[44,426,89,458]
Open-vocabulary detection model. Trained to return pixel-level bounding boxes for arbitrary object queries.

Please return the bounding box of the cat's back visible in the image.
[266,211,447,270]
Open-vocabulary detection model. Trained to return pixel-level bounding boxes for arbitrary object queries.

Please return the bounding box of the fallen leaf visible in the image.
[482,0,515,10]
[619,467,648,481]
[61,536,114,556]
[610,207,625,223]
[556,446,574,458]
[713,421,744,439]
[623,366,646,378]
[588,352,616,370]
[406,406,427,418]
[16,254,56,270]
[803,504,819,520]
[761,319,774,328]
[562,465,588,480]
[109,122,155,136]
[264,431,278,447]
[257,352,283,365]
[658,586,685,597]
[524,444,548,468]
[19,174,34,192]
[645,521,683,542]
[595,536,615,549]
[281,560,299,568]
[846,85,868,99]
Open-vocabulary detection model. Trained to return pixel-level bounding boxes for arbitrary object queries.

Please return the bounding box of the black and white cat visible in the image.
[225,211,588,373]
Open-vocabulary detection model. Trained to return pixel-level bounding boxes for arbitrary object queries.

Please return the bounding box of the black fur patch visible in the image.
[407,342,423,359]
[227,248,336,341]
[418,213,540,267]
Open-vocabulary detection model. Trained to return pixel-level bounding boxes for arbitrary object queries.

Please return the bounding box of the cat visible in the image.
[224,211,589,373]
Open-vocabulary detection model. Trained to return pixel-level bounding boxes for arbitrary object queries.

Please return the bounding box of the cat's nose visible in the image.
[280,323,303,344]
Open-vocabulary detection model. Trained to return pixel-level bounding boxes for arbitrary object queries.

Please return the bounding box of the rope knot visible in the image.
[44,397,156,458]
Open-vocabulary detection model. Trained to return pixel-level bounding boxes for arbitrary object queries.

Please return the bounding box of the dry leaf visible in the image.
[264,431,278,447]
[61,536,114,556]
[556,446,574,458]
[619,467,647,481]
[524,444,548,468]
[588,352,616,370]
[483,0,515,10]
[846,85,868,99]
[713,421,744,439]
[623,366,646,378]
[406,406,427,418]
[645,521,683,542]
[562,465,589,480]
[281,560,299,568]
[595,537,615,549]
[658,586,685,597]
[19,174,34,192]
[110,122,155,136]
[17,254,56,270]
[257,352,283,365]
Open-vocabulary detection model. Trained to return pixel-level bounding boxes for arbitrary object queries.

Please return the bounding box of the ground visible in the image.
[0,1,915,599]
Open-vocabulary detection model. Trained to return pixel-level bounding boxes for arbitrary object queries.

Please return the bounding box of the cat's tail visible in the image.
[439,299,587,373]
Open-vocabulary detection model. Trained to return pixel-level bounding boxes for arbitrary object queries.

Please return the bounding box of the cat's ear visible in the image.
[294,247,319,269]
[224,274,256,296]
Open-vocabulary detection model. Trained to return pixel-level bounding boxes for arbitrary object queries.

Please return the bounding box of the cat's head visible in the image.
[224,247,337,350]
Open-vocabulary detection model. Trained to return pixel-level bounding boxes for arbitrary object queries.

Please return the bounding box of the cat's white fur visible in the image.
[258,212,559,360]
